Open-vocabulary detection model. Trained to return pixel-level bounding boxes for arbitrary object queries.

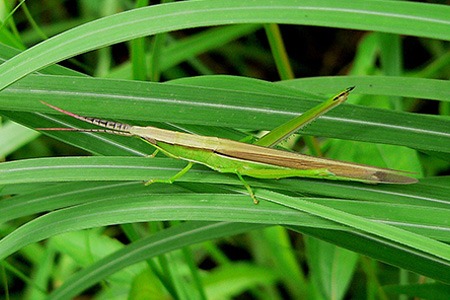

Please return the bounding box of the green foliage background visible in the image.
[0,1,449,299]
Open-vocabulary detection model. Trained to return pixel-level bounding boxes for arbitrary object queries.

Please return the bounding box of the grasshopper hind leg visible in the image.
[236,173,259,204]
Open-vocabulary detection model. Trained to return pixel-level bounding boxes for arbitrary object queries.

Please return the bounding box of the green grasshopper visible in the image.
[39,87,417,203]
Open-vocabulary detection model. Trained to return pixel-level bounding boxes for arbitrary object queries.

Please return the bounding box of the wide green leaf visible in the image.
[0,0,448,90]
[1,75,448,153]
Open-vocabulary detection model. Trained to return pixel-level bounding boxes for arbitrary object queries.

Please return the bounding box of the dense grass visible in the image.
[0,1,449,299]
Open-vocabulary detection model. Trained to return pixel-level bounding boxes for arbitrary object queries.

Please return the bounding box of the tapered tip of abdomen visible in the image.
[373,171,418,184]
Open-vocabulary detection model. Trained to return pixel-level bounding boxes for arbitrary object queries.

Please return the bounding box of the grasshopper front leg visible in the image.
[145,162,194,185]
